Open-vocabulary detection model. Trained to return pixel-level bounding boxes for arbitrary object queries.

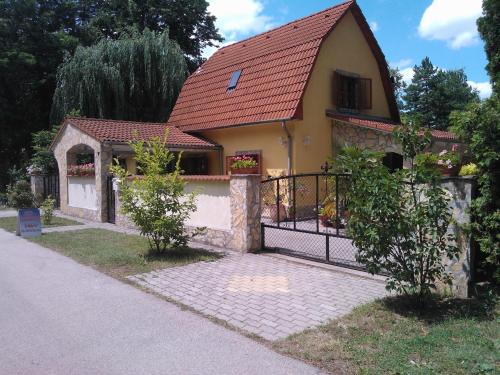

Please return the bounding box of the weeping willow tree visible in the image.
[51,29,188,124]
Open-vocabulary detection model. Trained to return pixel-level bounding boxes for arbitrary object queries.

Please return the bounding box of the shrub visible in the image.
[7,180,34,209]
[110,132,202,253]
[335,120,460,297]
[450,96,500,282]
[41,196,56,225]
[459,163,479,176]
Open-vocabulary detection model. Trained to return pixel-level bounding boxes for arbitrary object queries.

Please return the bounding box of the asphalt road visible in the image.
[0,229,321,375]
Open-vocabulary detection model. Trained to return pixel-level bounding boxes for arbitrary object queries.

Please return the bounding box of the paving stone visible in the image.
[127,252,386,340]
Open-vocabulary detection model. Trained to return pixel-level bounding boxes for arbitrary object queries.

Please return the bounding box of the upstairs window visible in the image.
[332,71,372,111]
[227,69,242,91]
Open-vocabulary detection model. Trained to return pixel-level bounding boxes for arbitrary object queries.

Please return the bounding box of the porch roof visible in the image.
[326,112,458,141]
[52,117,218,150]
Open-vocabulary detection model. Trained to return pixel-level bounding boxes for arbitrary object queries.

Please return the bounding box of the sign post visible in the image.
[17,208,42,237]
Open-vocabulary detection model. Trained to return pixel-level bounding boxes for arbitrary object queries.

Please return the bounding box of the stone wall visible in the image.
[332,120,461,162]
[114,175,262,253]
[440,177,475,298]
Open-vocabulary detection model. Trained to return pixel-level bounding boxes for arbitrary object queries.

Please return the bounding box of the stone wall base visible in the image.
[62,206,100,222]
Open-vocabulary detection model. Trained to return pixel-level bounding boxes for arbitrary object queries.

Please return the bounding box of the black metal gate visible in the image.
[261,173,366,271]
[106,175,116,224]
[42,174,60,207]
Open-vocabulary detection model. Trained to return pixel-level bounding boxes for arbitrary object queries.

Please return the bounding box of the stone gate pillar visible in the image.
[229,175,262,252]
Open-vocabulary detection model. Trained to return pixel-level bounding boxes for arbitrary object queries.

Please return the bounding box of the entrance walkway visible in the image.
[129,252,387,340]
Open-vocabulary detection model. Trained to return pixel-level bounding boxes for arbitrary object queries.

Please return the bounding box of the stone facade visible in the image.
[440,177,475,298]
[115,174,262,253]
[52,124,112,222]
[332,120,461,163]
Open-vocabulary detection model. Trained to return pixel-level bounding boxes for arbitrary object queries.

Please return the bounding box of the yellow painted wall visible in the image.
[293,10,392,173]
[201,121,290,177]
[200,10,393,175]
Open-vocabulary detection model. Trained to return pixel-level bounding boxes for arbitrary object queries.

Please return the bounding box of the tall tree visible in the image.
[449,0,500,282]
[0,0,80,187]
[477,0,500,95]
[80,0,222,70]
[51,30,188,124]
[403,57,479,130]
[389,67,406,110]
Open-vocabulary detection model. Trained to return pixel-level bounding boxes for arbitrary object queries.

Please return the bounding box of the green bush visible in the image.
[335,120,459,297]
[41,196,55,225]
[110,132,203,253]
[459,163,479,176]
[7,180,34,209]
[450,96,500,281]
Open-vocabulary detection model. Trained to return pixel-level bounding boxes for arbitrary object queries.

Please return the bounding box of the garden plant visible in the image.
[110,132,203,253]
[336,120,460,297]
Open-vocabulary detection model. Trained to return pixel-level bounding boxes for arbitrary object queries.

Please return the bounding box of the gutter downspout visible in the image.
[281,120,292,175]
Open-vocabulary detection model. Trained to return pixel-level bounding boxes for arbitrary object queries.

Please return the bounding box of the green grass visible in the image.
[0,216,82,233]
[29,228,220,278]
[273,294,499,375]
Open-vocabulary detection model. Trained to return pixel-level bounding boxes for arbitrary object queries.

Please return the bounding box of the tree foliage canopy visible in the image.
[51,30,188,124]
[477,0,500,96]
[402,57,479,130]
[0,0,221,190]
[335,121,459,297]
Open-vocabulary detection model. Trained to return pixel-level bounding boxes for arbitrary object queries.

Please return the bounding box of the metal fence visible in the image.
[42,174,60,207]
[261,173,366,271]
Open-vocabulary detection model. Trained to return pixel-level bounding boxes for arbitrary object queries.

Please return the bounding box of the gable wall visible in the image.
[293,10,392,173]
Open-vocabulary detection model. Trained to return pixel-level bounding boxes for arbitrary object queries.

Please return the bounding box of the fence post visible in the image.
[30,173,45,202]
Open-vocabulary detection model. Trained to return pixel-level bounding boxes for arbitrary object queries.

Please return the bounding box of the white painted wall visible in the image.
[184,181,231,231]
[68,176,97,210]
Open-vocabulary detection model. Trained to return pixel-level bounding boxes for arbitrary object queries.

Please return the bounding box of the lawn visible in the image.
[29,228,220,278]
[0,216,82,233]
[274,294,499,375]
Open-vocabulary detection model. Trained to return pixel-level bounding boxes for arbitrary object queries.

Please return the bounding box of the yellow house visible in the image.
[166,0,422,178]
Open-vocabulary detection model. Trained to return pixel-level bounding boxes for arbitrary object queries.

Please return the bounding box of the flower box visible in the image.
[230,166,259,175]
[67,163,95,177]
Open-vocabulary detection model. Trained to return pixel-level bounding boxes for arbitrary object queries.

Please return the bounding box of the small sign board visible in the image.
[17,208,42,237]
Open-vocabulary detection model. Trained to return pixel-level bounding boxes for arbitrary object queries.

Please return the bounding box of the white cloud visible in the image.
[369,21,379,32]
[418,0,483,49]
[390,59,414,84]
[468,80,492,99]
[208,0,273,39]
[400,67,415,84]
[390,59,412,69]
[202,0,274,59]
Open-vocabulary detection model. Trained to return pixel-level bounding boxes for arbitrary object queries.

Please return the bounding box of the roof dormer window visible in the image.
[227,70,242,91]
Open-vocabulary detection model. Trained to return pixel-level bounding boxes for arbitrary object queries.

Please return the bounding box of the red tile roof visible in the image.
[328,113,458,141]
[57,117,217,148]
[168,0,398,132]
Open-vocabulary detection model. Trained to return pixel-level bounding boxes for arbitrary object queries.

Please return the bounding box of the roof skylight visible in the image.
[227,70,242,91]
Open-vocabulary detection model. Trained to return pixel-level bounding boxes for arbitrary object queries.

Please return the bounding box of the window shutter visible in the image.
[359,78,372,109]
[331,72,340,106]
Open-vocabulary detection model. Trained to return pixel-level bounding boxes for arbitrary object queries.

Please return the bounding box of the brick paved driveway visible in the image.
[129,253,386,341]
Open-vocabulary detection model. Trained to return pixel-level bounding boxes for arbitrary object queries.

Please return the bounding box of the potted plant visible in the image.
[230,155,259,175]
[436,145,460,177]
[319,196,346,229]
[459,163,479,177]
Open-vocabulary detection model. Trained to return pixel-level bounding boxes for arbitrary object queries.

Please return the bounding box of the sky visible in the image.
[203,0,492,99]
